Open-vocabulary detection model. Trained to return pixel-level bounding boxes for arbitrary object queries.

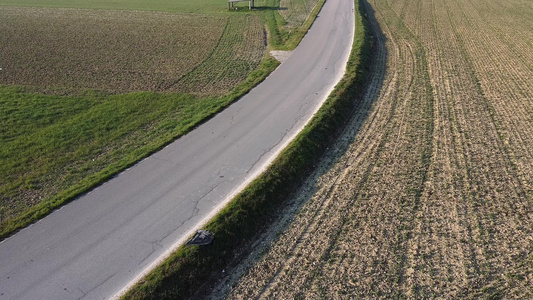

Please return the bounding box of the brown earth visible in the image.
[0,7,265,95]
[208,0,533,298]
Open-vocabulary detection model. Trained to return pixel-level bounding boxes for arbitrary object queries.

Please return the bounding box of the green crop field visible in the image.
[0,0,321,238]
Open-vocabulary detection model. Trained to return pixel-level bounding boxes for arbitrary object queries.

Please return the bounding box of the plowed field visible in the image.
[212,0,533,298]
[0,7,266,94]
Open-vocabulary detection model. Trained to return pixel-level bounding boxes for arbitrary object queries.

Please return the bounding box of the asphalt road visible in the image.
[0,0,355,298]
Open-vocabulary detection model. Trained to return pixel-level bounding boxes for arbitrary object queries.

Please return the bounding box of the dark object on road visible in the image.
[186,230,214,245]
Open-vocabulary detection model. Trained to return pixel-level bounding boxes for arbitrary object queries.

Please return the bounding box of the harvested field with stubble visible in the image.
[214,0,533,298]
[0,7,266,94]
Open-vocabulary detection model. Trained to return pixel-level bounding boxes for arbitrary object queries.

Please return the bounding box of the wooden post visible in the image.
[227,0,253,10]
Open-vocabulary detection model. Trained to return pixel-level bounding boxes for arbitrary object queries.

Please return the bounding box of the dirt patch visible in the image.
[269,51,292,63]
[0,7,266,95]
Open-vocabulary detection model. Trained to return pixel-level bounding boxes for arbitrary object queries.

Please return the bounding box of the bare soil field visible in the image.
[0,7,265,95]
[211,0,533,298]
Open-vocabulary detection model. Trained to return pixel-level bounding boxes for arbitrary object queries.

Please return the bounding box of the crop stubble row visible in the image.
[173,15,266,95]
[218,0,532,298]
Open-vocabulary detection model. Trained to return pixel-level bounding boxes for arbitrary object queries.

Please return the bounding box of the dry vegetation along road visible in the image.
[216,0,533,298]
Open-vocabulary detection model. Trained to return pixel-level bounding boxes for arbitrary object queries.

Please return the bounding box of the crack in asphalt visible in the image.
[139,176,226,267]
[139,236,168,266]
[230,106,244,126]
[245,96,316,177]
[78,273,115,300]
[62,287,77,296]
[193,180,229,213]
[149,156,194,170]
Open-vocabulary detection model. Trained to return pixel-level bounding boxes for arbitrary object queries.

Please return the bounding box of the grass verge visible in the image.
[122,0,372,298]
[263,0,326,50]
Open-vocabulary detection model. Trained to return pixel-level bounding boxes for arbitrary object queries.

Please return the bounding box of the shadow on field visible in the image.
[227,5,287,11]
[316,0,388,170]
[203,0,389,297]
[252,6,288,11]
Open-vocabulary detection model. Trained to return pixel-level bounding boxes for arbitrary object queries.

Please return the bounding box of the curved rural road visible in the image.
[0,0,355,298]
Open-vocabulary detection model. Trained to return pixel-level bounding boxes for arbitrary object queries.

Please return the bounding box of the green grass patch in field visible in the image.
[276,0,323,47]
[122,0,372,298]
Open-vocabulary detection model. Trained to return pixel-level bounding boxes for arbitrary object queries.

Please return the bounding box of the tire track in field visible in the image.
[441,0,533,296]
[216,0,396,296]
[449,0,533,203]
[402,0,533,296]
[400,0,485,295]
[221,0,437,296]
[211,0,533,298]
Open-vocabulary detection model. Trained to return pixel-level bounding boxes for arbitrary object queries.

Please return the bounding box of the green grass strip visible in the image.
[123,0,372,298]
[272,0,327,50]
[260,0,325,50]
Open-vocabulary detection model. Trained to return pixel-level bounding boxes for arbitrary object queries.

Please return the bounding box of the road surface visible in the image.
[0,0,355,298]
